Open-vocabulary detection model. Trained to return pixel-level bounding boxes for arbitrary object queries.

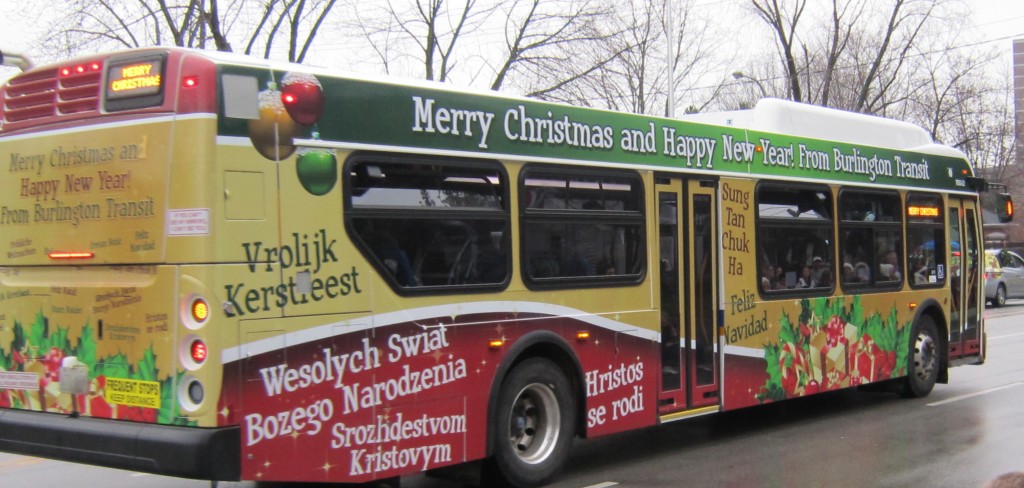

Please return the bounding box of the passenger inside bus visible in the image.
[761,263,775,291]
[797,266,813,288]
[878,250,902,281]
[362,223,420,287]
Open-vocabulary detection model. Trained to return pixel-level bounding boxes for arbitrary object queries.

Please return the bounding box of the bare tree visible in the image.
[847,0,936,114]
[242,0,339,62]
[746,0,959,115]
[343,0,494,82]
[555,0,730,116]
[488,0,620,96]
[346,0,622,97]
[36,0,342,63]
[402,0,481,81]
[749,0,807,102]
[806,0,864,106]
[40,0,236,56]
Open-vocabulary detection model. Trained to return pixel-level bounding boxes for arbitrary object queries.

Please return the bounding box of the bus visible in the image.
[0,47,1013,487]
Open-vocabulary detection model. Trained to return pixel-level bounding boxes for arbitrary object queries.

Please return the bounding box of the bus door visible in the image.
[656,177,720,415]
[947,198,983,360]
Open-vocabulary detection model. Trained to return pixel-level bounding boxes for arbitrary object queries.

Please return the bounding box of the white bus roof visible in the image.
[679,98,967,159]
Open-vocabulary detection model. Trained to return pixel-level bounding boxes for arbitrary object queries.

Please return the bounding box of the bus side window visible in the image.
[839,189,902,291]
[905,193,945,288]
[756,183,834,296]
[520,165,645,288]
[346,153,510,293]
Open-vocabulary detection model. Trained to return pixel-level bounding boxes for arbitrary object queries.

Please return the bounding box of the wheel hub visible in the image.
[507,383,560,465]
[914,333,937,380]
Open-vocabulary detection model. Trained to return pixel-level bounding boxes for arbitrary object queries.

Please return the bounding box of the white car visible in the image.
[984,249,1024,307]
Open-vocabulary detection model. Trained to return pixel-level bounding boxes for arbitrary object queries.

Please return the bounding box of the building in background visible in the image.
[985,38,1024,251]
[1016,39,1024,167]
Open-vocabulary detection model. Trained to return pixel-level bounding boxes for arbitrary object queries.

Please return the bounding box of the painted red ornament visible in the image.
[280,71,325,125]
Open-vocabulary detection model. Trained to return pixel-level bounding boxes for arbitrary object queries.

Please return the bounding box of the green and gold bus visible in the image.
[0,47,1012,487]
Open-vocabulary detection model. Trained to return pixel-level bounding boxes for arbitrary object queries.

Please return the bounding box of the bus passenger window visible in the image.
[839,189,902,291]
[756,183,834,296]
[520,166,645,288]
[906,193,945,287]
[346,154,510,293]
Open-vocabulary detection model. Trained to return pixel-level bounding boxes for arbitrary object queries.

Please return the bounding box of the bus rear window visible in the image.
[104,54,166,111]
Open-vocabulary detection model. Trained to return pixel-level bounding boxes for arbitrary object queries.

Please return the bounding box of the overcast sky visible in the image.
[1,0,1023,85]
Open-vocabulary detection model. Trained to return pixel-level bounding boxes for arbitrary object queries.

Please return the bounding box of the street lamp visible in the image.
[732,71,767,98]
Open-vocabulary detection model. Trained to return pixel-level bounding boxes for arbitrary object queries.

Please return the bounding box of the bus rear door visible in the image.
[656,177,720,416]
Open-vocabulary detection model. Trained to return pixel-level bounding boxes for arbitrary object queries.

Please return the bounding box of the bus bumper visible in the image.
[0,409,240,480]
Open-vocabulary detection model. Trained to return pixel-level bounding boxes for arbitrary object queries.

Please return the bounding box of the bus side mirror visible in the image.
[996,193,1014,223]
[981,188,1014,223]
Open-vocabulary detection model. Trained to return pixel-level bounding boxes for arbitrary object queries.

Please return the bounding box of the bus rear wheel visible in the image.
[904,315,940,398]
[489,357,575,488]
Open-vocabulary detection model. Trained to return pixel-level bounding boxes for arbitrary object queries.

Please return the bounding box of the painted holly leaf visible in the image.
[778,313,797,347]
[848,295,864,327]
[894,324,910,374]
[49,326,70,355]
[799,299,812,329]
[862,313,885,348]
[95,353,130,379]
[871,308,899,352]
[74,324,97,369]
[812,298,829,328]
[758,343,786,402]
[158,377,177,424]
[11,320,26,355]
[28,311,48,351]
[135,348,158,382]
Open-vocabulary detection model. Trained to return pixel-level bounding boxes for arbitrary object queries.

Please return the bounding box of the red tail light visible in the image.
[190,339,208,364]
[49,251,95,260]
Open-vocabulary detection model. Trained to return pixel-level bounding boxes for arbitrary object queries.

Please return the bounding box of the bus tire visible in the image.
[489,357,575,488]
[904,315,940,398]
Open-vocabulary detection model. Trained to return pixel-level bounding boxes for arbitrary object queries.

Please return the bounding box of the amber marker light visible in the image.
[908,302,918,310]
[576,330,591,342]
[488,339,505,349]
[191,298,210,323]
[48,251,95,260]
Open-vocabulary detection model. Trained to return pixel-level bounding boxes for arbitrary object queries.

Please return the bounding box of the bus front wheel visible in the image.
[489,357,575,488]
[904,315,940,398]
